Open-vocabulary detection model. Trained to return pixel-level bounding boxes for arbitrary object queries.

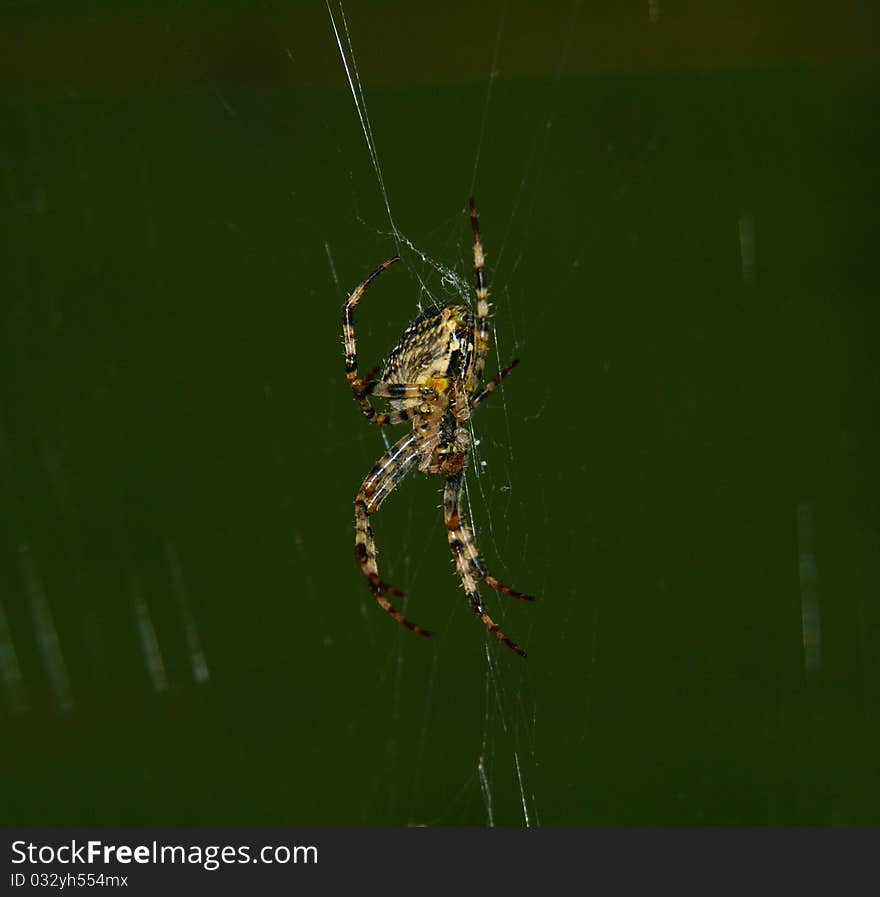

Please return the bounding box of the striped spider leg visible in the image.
[443,471,534,657]
[470,197,491,385]
[342,257,439,427]
[354,431,433,638]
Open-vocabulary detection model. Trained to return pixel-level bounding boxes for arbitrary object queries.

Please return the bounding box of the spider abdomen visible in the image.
[381,304,477,406]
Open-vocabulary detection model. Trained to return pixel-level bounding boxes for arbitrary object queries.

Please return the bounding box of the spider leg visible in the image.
[355,432,432,639]
[443,472,529,657]
[443,471,535,602]
[368,382,436,401]
[469,198,491,384]
[349,380,437,426]
[342,256,404,426]
[473,358,519,407]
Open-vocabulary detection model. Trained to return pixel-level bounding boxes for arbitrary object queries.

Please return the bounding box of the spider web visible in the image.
[325,0,578,827]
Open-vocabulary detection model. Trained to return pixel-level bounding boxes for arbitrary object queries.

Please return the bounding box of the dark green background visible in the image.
[2,2,878,825]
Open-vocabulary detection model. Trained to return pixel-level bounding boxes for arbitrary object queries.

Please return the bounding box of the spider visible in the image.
[342,199,535,657]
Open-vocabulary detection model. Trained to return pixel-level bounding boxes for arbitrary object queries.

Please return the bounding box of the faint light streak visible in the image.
[128,564,169,694]
[0,415,26,715]
[478,654,497,827]
[738,213,755,288]
[477,755,495,827]
[0,597,28,715]
[648,0,660,24]
[796,502,823,676]
[325,240,341,296]
[164,541,210,684]
[514,750,531,828]
[18,543,74,716]
[214,88,236,118]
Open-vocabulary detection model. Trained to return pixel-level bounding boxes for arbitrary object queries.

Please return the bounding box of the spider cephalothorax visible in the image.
[341,199,534,657]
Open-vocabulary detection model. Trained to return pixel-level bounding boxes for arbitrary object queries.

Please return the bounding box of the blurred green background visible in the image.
[1,1,878,825]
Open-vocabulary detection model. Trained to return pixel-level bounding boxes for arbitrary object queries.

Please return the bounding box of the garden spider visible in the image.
[342,199,534,657]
